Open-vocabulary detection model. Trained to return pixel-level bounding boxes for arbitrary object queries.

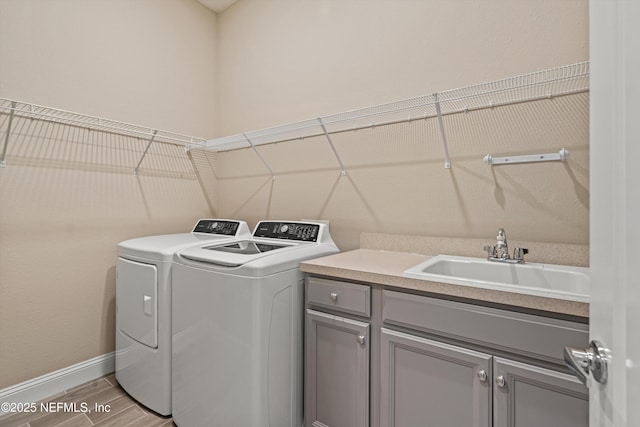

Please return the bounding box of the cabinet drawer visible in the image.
[382,290,588,365]
[307,277,371,318]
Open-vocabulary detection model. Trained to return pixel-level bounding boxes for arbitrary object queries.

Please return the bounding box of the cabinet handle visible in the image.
[496,375,506,388]
[357,335,366,345]
[477,370,488,383]
[330,292,338,302]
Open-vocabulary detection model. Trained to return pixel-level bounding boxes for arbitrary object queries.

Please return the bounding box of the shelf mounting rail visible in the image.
[483,148,570,166]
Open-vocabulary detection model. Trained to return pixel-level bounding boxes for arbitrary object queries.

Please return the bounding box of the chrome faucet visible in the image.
[496,228,508,258]
[483,228,528,263]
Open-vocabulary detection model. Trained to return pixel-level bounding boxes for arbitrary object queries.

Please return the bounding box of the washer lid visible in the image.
[204,241,290,255]
[179,240,299,267]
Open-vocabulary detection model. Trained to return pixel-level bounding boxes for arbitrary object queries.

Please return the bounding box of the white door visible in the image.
[589,0,640,426]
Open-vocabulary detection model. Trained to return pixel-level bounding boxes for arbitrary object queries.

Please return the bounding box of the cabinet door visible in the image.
[380,328,492,427]
[305,309,370,427]
[493,357,588,427]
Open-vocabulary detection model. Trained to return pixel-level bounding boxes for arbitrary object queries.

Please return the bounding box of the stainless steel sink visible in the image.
[404,255,590,302]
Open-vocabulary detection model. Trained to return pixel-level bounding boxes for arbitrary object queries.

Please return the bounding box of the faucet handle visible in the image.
[484,245,496,258]
[514,247,529,260]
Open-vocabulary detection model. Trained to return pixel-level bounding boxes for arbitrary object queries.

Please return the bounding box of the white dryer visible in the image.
[115,219,250,415]
[172,221,339,427]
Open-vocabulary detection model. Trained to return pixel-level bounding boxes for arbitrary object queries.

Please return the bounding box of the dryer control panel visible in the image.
[193,220,241,236]
[254,222,320,242]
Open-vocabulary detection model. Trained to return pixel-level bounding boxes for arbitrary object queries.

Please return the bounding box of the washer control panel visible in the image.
[254,222,320,242]
[193,220,241,236]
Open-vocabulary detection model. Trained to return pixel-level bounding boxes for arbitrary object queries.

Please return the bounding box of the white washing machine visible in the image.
[115,219,251,415]
[172,221,339,427]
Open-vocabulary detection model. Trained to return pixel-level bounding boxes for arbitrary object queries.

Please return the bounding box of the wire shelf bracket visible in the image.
[243,133,276,180]
[483,148,569,166]
[434,93,452,169]
[134,130,158,175]
[318,118,347,176]
[0,101,16,168]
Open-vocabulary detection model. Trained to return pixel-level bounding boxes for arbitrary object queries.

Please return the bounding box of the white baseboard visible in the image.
[0,352,115,415]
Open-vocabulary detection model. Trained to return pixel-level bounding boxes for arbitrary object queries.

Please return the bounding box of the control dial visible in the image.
[280,224,289,233]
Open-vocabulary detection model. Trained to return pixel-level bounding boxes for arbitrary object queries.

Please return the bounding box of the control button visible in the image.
[280,224,289,233]
[211,222,218,230]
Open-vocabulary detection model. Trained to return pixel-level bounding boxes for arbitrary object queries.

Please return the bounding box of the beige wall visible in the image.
[0,0,217,388]
[216,0,589,135]
[0,0,219,136]
[211,0,590,250]
[0,0,589,390]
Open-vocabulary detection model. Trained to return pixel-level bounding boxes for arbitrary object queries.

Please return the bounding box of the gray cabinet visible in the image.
[304,277,372,427]
[380,328,491,427]
[381,290,588,427]
[493,357,588,427]
[380,327,588,427]
[304,277,589,427]
[305,310,370,427]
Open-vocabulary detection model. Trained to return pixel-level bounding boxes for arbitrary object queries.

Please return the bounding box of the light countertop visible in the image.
[300,248,589,319]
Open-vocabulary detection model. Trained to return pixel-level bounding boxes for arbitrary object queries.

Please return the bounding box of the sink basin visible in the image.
[404,255,590,302]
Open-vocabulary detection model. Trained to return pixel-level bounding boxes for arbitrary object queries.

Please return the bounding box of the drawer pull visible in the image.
[477,370,488,383]
[330,292,338,302]
[496,375,506,388]
[357,335,366,345]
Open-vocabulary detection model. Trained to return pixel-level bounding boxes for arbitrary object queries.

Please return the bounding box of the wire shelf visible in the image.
[196,61,589,154]
[0,98,208,147]
[0,98,208,171]
[1,62,589,174]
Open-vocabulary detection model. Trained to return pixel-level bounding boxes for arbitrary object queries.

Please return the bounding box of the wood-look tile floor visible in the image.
[0,375,174,427]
